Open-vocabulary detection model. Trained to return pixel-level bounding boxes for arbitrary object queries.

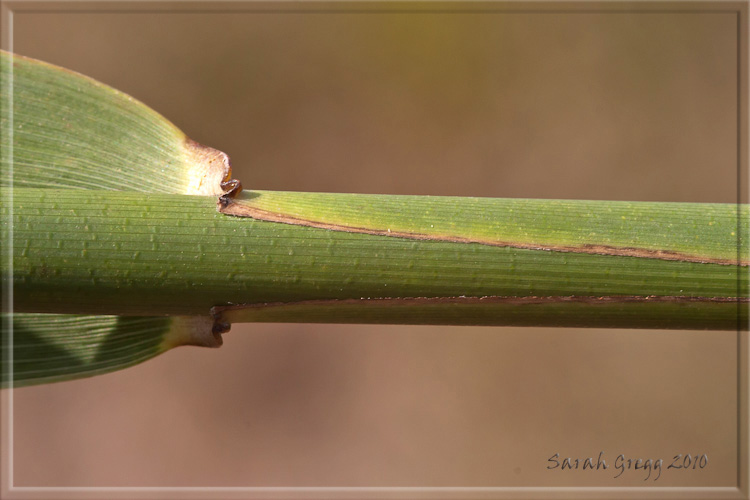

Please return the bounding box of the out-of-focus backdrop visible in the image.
[8,5,740,488]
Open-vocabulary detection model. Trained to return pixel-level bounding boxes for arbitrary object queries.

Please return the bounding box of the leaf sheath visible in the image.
[5,188,747,330]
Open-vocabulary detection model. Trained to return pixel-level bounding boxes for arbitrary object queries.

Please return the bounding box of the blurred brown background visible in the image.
[8,4,741,489]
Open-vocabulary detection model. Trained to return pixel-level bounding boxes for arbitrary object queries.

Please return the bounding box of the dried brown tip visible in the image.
[212,320,231,337]
[220,178,243,197]
[210,306,233,340]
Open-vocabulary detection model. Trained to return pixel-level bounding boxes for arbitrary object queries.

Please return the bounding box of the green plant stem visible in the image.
[5,188,748,330]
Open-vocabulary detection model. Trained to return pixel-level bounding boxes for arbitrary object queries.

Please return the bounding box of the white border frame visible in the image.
[0,1,747,498]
